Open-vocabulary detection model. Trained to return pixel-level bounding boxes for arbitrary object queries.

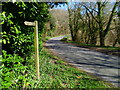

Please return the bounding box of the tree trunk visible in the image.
[99,30,105,46]
[70,29,75,41]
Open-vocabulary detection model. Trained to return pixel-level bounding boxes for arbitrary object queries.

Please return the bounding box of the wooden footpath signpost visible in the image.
[24,21,40,79]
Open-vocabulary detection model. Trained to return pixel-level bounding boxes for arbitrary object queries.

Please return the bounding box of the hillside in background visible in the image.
[44,9,70,37]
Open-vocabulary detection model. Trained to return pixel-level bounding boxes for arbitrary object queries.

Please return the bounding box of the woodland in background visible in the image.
[43,9,70,37]
[45,2,120,47]
[67,2,120,47]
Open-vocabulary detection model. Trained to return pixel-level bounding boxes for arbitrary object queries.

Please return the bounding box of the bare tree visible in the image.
[81,2,118,46]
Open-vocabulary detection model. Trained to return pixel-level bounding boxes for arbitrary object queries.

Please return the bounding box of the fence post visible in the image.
[34,21,40,79]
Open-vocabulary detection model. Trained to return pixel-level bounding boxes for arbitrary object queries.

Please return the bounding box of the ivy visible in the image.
[1,51,28,88]
[2,2,49,57]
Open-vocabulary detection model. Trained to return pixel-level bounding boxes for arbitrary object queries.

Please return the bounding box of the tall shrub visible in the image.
[1,2,49,57]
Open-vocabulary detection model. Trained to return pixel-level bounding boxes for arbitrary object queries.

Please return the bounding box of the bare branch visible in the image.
[104,2,118,35]
[81,3,99,23]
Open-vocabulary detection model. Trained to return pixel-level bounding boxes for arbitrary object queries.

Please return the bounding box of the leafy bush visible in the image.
[1,51,27,88]
[1,50,38,88]
[1,2,49,57]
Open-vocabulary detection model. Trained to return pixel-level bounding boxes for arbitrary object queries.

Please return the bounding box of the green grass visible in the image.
[36,48,113,88]
[65,40,120,51]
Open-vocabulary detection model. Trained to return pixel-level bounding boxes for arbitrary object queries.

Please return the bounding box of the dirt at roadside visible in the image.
[63,42,120,57]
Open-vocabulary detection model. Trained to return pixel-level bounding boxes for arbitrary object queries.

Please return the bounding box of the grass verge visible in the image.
[60,36,120,51]
[38,47,114,88]
[64,40,120,51]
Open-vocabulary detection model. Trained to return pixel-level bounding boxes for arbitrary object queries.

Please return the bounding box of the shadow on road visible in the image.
[45,38,120,87]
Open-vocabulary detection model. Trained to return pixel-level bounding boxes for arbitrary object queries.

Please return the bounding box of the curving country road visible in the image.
[45,36,120,87]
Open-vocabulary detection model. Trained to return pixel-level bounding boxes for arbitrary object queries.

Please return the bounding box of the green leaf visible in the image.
[18,12,23,14]
[0,21,4,24]
[2,11,6,17]
[2,39,6,44]
[4,76,11,81]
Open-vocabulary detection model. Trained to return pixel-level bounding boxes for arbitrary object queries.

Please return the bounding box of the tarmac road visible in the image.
[45,36,120,87]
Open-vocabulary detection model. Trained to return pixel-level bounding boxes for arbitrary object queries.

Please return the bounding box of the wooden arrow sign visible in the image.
[24,21,35,26]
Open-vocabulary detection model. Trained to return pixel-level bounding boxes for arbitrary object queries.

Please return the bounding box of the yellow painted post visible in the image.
[34,21,40,79]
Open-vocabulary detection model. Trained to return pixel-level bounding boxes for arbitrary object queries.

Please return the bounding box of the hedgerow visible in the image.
[1,2,49,88]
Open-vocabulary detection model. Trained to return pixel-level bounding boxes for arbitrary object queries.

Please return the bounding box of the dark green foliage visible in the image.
[1,2,49,57]
[1,50,37,88]
[1,51,27,88]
